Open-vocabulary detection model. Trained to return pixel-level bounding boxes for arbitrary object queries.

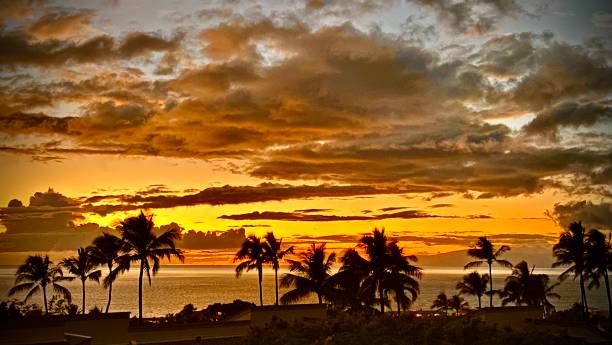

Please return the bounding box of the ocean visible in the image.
[1,265,609,317]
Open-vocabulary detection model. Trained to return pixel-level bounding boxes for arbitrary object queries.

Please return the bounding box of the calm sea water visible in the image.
[1,265,609,317]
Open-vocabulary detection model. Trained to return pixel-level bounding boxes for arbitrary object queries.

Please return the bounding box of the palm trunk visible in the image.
[105,264,113,313]
[478,295,481,309]
[604,269,612,327]
[274,267,279,306]
[379,283,385,314]
[258,266,263,306]
[396,291,401,314]
[488,263,493,307]
[138,260,144,322]
[317,293,322,304]
[81,279,86,315]
[42,285,48,314]
[579,271,587,319]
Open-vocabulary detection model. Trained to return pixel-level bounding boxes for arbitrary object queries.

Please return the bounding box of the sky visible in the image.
[0,0,611,265]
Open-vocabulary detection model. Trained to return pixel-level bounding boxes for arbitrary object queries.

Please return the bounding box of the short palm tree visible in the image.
[329,248,372,311]
[431,291,450,315]
[464,236,512,307]
[456,271,489,309]
[115,211,184,321]
[553,221,588,318]
[449,294,469,315]
[235,235,267,306]
[585,229,611,322]
[61,247,102,314]
[263,232,294,305]
[500,261,560,310]
[9,255,72,314]
[280,242,336,304]
[89,232,124,313]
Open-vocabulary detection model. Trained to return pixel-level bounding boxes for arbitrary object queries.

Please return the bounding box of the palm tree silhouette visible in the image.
[280,242,335,304]
[464,236,512,307]
[61,247,102,314]
[449,295,468,315]
[235,235,267,306]
[431,291,450,315]
[456,271,489,309]
[329,248,372,311]
[263,232,294,305]
[585,229,611,323]
[9,255,72,314]
[89,232,123,313]
[386,241,421,313]
[500,261,559,310]
[115,211,184,322]
[553,221,588,318]
[357,228,396,313]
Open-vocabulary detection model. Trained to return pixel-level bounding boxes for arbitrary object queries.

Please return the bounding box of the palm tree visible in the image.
[449,295,469,315]
[431,291,450,315]
[89,232,123,313]
[8,255,72,314]
[61,247,102,314]
[456,271,489,309]
[464,236,512,307]
[500,261,560,310]
[585,229,611,323]
[357,228,395,313]
[329,248,372,311]
[115,211,184,321]
[280,243,336,304]
[235,235,267,306]
[263,232,294,305]
[553,221,588,318]
[386,241,421,313]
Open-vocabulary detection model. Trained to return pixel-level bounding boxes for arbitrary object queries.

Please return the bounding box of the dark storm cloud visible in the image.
[523,102,612,140]
[0,31,183,68]
[547,200,612,230]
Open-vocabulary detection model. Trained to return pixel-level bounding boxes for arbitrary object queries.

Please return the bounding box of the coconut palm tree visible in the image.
[585,229,611,323]
[500,261,560,310]
[89,232,123,313]
[553,221,588,318]
[464,236,512,307]
[235,235,267,306]
[328,248,372,311]
[115,211,184,322]
[386,241,421,313]
[263,232,294,305]
[456,271,489,309]
[61,247,102,314]
[280,242,336,304]
[431,291,450,315]
[449,295,469,315]
[8,255,72,314]
[357,228,396,313]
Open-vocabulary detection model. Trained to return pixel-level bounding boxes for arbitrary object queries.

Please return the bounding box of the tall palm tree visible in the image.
[280,243,336,304]
[456,271,489,309]
[431,291,450,315]
[89,232,123,313]
[115,211,184,321]
[553,221,588,318]
[585,229,611,323]
[464,236,512,307]
[235,235,267,306]
[263,232,294,305]
[449,295,469,315]
[357,228,395,313]
[8,255,72,314]
[61,247,102,314]
[386,241,421,313]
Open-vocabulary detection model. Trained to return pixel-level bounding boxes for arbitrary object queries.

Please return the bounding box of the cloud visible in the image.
[523,102,612,141]
[429,203,453,208]
[592,12,612,29]
[0,31,183,68]
[169,224,246,250]
[547,200,612,230]
[217,209,492,222]
[27,10,95,40]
